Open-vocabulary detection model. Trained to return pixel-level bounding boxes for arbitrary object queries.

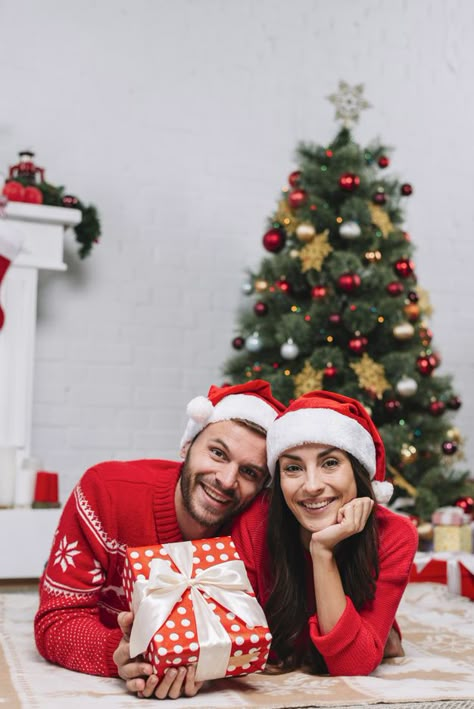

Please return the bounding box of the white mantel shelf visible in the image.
[0,508,62,578]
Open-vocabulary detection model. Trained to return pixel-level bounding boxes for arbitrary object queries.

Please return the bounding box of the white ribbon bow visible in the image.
[413,551,474,595]
[129,541,268,681]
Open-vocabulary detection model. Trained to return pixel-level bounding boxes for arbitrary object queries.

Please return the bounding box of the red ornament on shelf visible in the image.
[339,173,360,191]
[311,285,327,299]
[254,301,268,316]
[386,281,404,297]
[262,228,286,253]
[324,365,338,378]
[337,272,361,293]
[372,191,387,205]
[401,183,413,196]
[232,336,245,350]
[416,355,435,376]
[348,336,368,355]
[442,440,458,455]
[24,185,43,204]
[288,189,307,209]
[429,400,446,416]
[288,170,301,187]
[378,156,390,168]
[394,258,415,278]
[2,180,25,202]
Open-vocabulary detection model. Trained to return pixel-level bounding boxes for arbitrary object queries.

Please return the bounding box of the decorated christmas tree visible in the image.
[225,82,472,521]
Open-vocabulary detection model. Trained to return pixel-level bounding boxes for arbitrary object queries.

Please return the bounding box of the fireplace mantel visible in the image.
[0,201,82,456]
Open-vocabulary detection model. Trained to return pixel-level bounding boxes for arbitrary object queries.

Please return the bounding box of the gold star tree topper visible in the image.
[328,81,371,129]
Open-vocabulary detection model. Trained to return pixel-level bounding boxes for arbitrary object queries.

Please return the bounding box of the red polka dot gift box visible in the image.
[122,537,272,682]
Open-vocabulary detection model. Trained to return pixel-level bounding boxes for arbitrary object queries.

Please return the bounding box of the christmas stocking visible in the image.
[0,226,23,330]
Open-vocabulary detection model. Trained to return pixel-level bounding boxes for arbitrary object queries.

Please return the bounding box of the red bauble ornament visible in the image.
[348,336,368,355]
[339,173,360,191]
[386,281,404,297]
[324,365,338,378]
[328,313,342,326]
[337,272,361,292]
[275,279,292,294]
[407,290,419,303]
[262,228,286,253]
[254,301,268,316]
[442,440,458,455]
[384,399,401,416]
[372,191,386,205]
[288,170,301,187]
[378,156,390,168]
[428,352,440,369]
[454,496,474,515]
[416,355,435,376]
[447,395,462,410]
[311,285,327,299]
[429,400,446,416]
[62,194,79,208]
[23,185,43,204]
[401,183,413,196]
[394,258,415,278]
[232,336,245,350]
[288,189,307,209]
[2,180,25,202]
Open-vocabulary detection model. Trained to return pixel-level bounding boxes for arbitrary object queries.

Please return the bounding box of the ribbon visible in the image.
[129,541,268,681]
[431,506,470,526]
[413,551,474,595]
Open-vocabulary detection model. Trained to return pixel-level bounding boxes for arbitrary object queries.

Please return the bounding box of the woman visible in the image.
[231,389,418,676]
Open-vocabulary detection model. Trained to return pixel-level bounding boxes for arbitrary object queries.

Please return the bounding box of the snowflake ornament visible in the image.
[328,81,371,128]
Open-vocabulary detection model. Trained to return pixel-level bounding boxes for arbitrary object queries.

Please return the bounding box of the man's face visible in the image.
[178,420,268,533]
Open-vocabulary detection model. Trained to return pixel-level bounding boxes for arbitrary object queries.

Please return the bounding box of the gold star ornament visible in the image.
[294,361,324,398]
[299,229,333,272]
[368,203,393,238]
[350,353,390,398]
[328,81,371,129]
[275,199,299,236]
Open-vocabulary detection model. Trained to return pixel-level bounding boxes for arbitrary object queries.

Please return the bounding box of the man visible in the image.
[34,379,284,699]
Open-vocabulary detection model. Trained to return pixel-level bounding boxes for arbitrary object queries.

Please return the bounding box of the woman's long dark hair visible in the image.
[265,453,380,674]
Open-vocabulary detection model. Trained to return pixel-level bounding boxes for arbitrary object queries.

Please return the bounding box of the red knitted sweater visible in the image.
[34,459,185,676]
[231,495,418,676]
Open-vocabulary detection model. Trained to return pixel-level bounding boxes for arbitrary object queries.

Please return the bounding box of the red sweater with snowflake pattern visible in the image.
[34,459,188,676]
[231,494,418,676]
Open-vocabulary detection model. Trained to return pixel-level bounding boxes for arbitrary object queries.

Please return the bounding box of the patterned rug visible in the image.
[1,583,473,708]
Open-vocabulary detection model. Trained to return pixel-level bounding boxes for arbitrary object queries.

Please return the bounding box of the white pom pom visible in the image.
[372,480,394,505]
[186,396,213,424]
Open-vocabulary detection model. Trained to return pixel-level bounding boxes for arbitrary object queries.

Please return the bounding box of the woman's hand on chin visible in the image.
[309,497,374,556]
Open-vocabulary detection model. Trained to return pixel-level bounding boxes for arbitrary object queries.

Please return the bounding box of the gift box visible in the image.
[122,537,272,681]
[409,551,474,600]
[431,506,471,526]
[433,524,472,552]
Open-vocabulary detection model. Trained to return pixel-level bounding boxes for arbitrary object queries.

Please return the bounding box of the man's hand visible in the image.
[113,611,204,699]
[383,627,405,658]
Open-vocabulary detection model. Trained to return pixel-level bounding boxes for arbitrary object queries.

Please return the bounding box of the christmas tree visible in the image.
[225,82,472,521]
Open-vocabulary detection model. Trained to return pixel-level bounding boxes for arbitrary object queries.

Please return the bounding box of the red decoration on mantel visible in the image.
[9,150,45,184]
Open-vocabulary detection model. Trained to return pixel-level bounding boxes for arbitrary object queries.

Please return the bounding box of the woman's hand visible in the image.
[310,497,374,556]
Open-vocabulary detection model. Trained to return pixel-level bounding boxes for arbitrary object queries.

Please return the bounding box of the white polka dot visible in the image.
[216,542,225,549]
[208,602,217,611]
[177,606,186,615]
[194,568,203,574]
[170,633,179,641]
[235,636,244,646]
[249,647,259,654]
[206,554,215,562]
[166,620,175,628]
[250,634,259,643]
[226,612,236,620]
[234,650,242,656]
[231,624,240,632]
[202,543,211,551]
[242,663,251,670]
[130,551,139,559]
[172,657,182,664]
[133,562,142,570]
[181,618,191,627]
[158,647,168,656]
[189,642,199,651]
[191,544,197,552]
[154,655,160,664]
[136,573,145,580]
[265,632,272,641]
[173,645,183,654]
[220,553,229,561]
[188,655,198,662]
[159,548,168,556]
[229,541,235,548]
[154,633,164,643]
[145,549,154,557]
[233,552,239,559]
[227,665,235,671]
[193,557,201,564]
[185,631,194,639]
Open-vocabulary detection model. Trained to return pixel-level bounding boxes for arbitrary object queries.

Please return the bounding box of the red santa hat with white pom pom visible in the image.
[180,379,285,460]
[266,389,393,504]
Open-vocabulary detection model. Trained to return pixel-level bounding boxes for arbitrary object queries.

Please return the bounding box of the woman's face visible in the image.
[279,443,357,539]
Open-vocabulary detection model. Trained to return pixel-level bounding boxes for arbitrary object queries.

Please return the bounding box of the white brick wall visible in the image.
[1,0,473,499]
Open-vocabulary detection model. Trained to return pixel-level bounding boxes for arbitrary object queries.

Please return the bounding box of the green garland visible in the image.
[12,178,101,259]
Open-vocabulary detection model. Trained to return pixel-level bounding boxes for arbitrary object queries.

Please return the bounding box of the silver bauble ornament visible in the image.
[295,222,316,242]
[280,338,299,360]
[241,280,253,295]
[396,376,418,398]
[339,220,361,239]
[245,332,262,352]
[393,322,415,341]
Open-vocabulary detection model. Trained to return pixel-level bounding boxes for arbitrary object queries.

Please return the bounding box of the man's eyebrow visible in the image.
[209,438,267,477]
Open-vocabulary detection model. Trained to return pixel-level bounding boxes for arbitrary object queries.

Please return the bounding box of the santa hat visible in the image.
[180,380,285,462]
[267,390,393,503]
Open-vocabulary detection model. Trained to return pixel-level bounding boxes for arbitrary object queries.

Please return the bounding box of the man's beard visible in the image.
[180,453,241,529]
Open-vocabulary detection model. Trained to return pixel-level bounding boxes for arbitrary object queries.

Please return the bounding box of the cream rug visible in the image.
[1,583,473,708]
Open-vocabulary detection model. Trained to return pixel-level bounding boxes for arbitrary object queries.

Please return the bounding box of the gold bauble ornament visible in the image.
[295,222,316,242]
[400,443,418,465]
[254,279,268,293]
[299,229,333,272]
[393,322,415,341]
[446,427,461,443]
[289,249,300,258]
[404,303,420,322]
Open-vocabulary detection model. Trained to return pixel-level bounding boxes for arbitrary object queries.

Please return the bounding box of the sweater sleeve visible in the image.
[230,493,270,604]
[34,466,124,677]
[308,508,418,676]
